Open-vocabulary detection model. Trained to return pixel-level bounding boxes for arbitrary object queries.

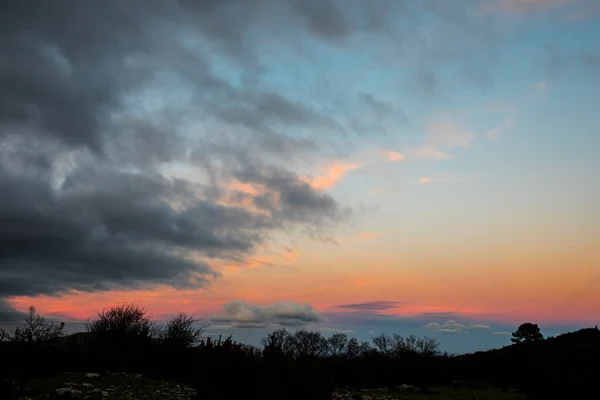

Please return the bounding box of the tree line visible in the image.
[1,303,598,400]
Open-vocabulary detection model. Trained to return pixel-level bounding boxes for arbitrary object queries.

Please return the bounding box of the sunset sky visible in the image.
[1,0,599,354]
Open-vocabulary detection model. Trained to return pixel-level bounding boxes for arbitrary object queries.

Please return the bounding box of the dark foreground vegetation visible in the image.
[1,304,598,400]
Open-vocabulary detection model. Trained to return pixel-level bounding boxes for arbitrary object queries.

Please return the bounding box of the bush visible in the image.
[159,312,206,348]
[0,306,65,344]
[85,302,155,338]
[84,302,156,371]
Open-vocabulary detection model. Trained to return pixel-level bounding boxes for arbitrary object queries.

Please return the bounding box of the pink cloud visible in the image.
[419,177,432,184]
[380,151,406,162]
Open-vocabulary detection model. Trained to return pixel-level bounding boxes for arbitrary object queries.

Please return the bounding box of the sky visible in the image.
[1,0,599,354]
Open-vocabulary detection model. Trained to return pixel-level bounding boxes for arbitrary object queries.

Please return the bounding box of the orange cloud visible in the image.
[303,161,363,190]
[222,255,281,272]
[227,181,263,196]
[419,177,432,184]
[216,180,280,216]
[381,151,405,162]
[358,232,380,240]
[283,249,301,262]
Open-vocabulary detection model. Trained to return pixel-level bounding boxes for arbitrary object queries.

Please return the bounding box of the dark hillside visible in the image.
[454,328,600,399]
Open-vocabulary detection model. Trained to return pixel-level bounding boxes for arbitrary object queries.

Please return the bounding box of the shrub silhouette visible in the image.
[511,322,544,343]
[0,306,65,344]
[84,302,156,371]
[158,312,206,349]
[85,302,155,338]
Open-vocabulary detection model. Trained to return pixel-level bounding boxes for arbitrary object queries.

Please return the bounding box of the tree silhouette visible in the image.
[511,322,544,343]
[0,306,65,344]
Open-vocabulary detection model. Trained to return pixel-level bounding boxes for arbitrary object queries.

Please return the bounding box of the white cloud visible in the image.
[439,328,461,333]
[441,320,469,332]
[209,301,325,329]
[426,120,474,150]
[424,322,441,330]
[402,117,473,162]
[469,323,492,330]
[486,118,514,139]
[492,331,511,336]
[426,320,488,334]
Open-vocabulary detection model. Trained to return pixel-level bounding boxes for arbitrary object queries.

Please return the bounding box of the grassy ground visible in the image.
[11,372,527,400]
[334,386,526,400]
[13,372,196,400]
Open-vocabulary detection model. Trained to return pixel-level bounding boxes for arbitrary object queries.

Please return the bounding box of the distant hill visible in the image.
[456,327,600,399]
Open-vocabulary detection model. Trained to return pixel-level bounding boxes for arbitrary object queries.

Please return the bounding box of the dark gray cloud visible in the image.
[0,0,528,320]
[0,0,357,319]
[337,301,408,312]
[582,53,600,68]
[289,0,350,41]
[0,300,25,322]
[234,166,346,225]
[0,0,171,152]
[0,131,344,300]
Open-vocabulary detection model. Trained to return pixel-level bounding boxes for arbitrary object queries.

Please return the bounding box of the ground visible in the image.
[333,386,527,400]
[12,372,196,400]
[10,372,527,400]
